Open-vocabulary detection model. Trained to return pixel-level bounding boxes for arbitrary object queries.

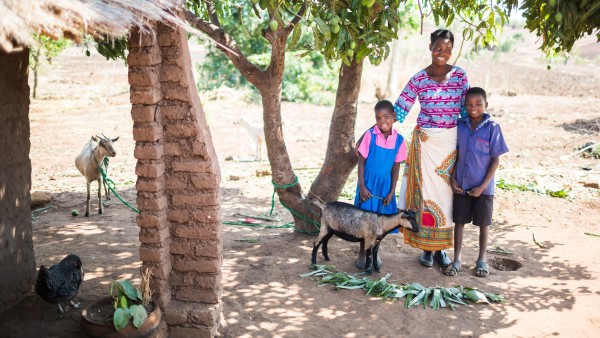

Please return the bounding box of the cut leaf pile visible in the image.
[300,265,504,310]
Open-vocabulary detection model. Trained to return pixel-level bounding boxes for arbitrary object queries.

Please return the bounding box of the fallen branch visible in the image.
[584,232,600,238]
[233,213,280,222]
[486,245,513,255]
[566,142,599,158]
[532,232,547,248]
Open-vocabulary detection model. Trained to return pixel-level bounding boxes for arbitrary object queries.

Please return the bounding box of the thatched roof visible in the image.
[0,0,188,52]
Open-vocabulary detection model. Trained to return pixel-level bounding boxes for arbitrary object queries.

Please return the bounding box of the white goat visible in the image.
[75,135,119,217]
[235,119,265,161]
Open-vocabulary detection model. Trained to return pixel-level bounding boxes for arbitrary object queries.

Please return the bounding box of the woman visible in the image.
[395,29,470,268]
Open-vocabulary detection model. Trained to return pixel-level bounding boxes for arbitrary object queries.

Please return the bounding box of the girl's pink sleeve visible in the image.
[357,131,371,159]
[394,139,407,162]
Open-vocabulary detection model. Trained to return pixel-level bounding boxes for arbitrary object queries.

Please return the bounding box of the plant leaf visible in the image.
[118,280,138,300]
[485,292,505,303]
[409,289,426,307]
[130,304,149,328]
[465,290,490,304]
[113,307,131,331]
[409,282,425,291]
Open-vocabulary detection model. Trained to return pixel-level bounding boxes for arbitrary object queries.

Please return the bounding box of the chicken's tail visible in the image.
[34,265,49,296]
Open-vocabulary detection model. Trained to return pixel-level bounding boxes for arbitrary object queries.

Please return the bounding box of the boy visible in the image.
[445,87,508,277]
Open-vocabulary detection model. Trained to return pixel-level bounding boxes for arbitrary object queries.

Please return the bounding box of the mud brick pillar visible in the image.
[128,21,222,337]
[0,46,36,316]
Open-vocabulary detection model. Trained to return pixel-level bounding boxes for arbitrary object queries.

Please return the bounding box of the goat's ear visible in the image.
[91,135,99,142]
[111,136,120,142]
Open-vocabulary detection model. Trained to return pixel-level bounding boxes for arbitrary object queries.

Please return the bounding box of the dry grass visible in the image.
[0,0,187,51]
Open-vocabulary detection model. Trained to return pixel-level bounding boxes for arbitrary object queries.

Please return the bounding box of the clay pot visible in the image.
[81,297,161,338]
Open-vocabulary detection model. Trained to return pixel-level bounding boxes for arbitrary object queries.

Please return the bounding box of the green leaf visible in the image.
[120,295,128,309]
[409,289,426,307]
[423,289,432,309]
[290,24,302,48]
[485,292,505,303]
[446,12,455,26]
[313,17,331,35]
[409,282,425,291]
[299,269,324,277]
[118,280,138,300]
[404,293,414,308]
[465,290,490,304]
[113,307,131,331]
[337,285,365,290]
[130,304,149,328]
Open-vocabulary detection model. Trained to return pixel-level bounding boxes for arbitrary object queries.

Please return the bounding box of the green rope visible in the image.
[279,199,320,235]
[98,166,140,213]
[270,175,300,215]
[269,175,321,235]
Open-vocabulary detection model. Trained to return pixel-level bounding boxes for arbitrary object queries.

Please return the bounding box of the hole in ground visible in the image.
[491,257,523,271]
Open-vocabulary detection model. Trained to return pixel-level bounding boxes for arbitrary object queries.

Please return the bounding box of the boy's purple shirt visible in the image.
[455,113,509,195]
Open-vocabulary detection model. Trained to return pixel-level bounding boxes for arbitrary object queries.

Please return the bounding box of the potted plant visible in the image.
[81,268,161,338]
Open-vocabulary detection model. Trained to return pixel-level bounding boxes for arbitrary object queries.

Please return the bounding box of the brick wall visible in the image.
[129,21,222,337]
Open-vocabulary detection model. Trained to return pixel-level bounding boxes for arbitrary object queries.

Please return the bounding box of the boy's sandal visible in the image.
[475,260,489,278]
[444,261,461,276]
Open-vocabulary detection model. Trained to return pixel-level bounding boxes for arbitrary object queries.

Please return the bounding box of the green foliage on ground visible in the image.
[301,265,504,310]
[496,178,570,198]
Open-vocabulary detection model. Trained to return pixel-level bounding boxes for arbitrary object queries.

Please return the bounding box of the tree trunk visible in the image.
[385,39,401,99]
[265,59,366,233]
[32,47,41,99]
[260,83,311,230]
[309,59,364,202]
[33,67,38,99]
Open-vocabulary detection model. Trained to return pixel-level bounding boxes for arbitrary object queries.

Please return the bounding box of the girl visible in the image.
[354,100,407,268]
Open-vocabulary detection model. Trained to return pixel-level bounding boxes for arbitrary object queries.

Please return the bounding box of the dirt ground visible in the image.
[1,28,600,337]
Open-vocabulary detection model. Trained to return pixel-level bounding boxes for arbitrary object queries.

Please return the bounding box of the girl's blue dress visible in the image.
[354,128,403,218]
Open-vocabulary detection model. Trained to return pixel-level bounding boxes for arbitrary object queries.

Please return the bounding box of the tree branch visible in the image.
[284,1,308,34]
[184,10,265,88]
[202,0,220,26]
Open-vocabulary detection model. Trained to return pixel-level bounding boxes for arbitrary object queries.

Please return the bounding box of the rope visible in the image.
[98,166,140,213]
[269,175,299,215]
[278,199,320,235]
[269,175,322,235]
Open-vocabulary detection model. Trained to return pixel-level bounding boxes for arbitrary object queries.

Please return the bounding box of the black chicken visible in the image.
[34,254,84,318]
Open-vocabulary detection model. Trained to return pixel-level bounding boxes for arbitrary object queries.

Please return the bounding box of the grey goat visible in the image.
[312,201,419,275]
[75,135,119,216]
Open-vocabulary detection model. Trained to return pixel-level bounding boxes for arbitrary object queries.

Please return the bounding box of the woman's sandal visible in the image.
[475,260,489,277]
[444,261,461,276]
